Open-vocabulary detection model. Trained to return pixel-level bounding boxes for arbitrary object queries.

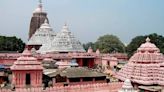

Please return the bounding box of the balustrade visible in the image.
[0,82,123,92]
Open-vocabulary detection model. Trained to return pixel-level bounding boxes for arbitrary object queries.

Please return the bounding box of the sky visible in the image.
[0,0,164,44]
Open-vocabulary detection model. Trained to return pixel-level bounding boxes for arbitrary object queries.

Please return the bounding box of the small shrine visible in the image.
[119,79,137,92]
[10,48,43,88]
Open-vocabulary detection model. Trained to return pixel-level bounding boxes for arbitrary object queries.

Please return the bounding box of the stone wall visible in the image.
[0,82,123,92]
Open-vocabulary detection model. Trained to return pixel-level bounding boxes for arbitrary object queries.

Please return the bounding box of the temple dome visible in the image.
[40,19,51,29]
[87,46,93,53]
[130,37,163,63]
[122,79,133,89]
[137,37,160,52]
[40,23,85,53]
[10,48,43,70]
[119,79,137,92]
[116,38,164,85]
[33,6,42,13]
[33,1,45,13]
[27,20,56,46]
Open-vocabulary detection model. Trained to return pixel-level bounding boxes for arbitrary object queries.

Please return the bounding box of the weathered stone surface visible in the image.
[28,2,49,39]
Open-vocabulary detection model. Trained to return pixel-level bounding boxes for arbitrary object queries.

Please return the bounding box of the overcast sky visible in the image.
[0,0,164,44]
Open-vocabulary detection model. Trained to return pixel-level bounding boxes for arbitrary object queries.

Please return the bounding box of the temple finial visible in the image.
[39,0,42,4]
[44,19,48,24]
[88,46,93,53]
[61,22,69,32]
[64,21,68,26]
[38,0,43,10]
[146,37,150,42]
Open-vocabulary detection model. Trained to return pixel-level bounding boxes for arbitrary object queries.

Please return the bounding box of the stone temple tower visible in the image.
[28,0,49,39]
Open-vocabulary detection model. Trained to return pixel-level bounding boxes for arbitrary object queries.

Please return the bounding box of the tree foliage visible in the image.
[83,42,96,52]
[126,33,164,57]
[126,36,145,57]
[0,36,25,52]
[94,34,125,53]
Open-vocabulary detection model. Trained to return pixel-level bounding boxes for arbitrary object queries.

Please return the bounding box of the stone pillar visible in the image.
[20,73,22,87]
[36,72,38,86]
[53,78,56,86]
[12,72,16,86]
[18,73,20,87]
[15,73,17,86]
[92,78,95,83]
[30,71,43,87]
[22,73,25,87]
[80,78,83,82]
[39,71,42,86]
[31,72,33,87]
[77,58,83,67]
[67,79,69,83]
[22,73,24,87]
[81,59,83,67]
[88,59,94,68]
[88,59,91,68]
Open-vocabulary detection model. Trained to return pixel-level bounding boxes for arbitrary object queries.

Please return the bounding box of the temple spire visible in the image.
[88,46,93,53]
[62,22,69,32]
[38,0,43,12]
[29,0,48,39]
[39,0,42,4]
[64,21,67,26]
[44,19,48,24]
[146,37,150,42]
[33,0,43,13]
[39,0,42,8]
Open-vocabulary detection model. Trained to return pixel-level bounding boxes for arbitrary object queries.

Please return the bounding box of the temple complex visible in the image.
[0,3,127,90]
[116,37,164,90]
[1,0,163,90]
[2,1,121,89]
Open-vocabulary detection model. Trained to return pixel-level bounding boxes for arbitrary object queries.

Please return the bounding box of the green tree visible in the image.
[126,33,164,57]
[0,36,25,52]
[126,36,145,57]
[95,34,125,53]
[148,33,164,54]
[83,42,96,51]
